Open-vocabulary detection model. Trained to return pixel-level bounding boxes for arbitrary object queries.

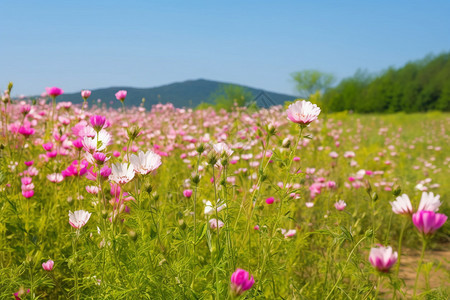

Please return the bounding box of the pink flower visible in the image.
[230,268,255,296]
[183,189,192,198]
[22,190,34,198]
[281,228,297,238]
[334,200,347,211]
[46,87,64,97]
[68,210,91,229]
[115,90,127,101]
[42,259,54,271]
[21,177,32,185]
[24,161,34,167]
[86,186,99,194]
[81,90,91,100]
[209,218,224,230]
[42,142,53,151]
[20,104,31,115]
[265,197,275,204]
[286,100,321,125]
[412,211,447,235]
[329,151,338,159]
[369,245,398,272]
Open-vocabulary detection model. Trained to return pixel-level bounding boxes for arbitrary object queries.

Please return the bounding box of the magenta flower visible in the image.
[183,189,193,198]
[24,161,34,167]
[18,126,35,137]
[230,268,255,296]
[286,100,321,126]
[20,104,31,115]
[22,189,34,198]
[265,197,275,204]
[45,87,64,97]
[92,152,108,164]
[115,90,127,101]
[412,211,447,235]
[369,245,398,272]
[100,165,112,178]
[42,259,54,271]
[72,138,84,149]
[42,142,54,151]
[89,115,107,132]
[81,90,91,100]
[68,210,91,229]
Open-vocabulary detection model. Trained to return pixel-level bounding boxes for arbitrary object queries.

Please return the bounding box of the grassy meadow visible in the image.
[0,93,449,299]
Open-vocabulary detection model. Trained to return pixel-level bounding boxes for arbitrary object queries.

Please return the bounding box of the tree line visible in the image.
[320,52,450,113]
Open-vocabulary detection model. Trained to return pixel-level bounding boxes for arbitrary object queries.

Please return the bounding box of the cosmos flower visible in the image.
[369,245,397,272]
[230,268,255,296]
[412,210,447,235]
[109,163,135,185]
[390,194,413,215]
[417,192,441,212]
[286,100,321,126]
[68,210,91,229]
[130,150,162,175]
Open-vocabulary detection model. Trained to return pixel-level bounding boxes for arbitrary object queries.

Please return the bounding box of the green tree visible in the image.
[291,70,336,97]
[210,85,253,111]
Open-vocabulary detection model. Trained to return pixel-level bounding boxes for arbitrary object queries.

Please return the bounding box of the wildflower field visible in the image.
[0,86,449,299]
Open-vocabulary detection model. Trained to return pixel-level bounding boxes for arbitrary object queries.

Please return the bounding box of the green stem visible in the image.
[374,275,382,299]
[325,235,368,299]
[413,237,427,297]
[73,232,79,300]
[395,218,408,276]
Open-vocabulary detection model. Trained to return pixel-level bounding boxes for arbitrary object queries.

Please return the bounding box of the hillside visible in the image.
[51,79,296,109]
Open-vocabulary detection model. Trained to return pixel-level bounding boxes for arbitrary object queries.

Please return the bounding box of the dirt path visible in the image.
[385,247,450,299]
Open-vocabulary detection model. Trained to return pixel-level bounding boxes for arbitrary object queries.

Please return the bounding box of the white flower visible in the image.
[130,150,162,175]
[212,142,233,157]
[109,163,135,185]
[69,210,91,229]
[418,192,441,212]
[204,200,227,215]
[286,100,321,125]
[82,128,112,152]
[47,173,64,183]
[390,194,413,215]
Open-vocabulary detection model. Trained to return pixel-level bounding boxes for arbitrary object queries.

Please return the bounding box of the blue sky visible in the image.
[1,0,449,96]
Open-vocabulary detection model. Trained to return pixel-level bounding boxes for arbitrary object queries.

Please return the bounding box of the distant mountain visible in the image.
[50,79,296,109]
